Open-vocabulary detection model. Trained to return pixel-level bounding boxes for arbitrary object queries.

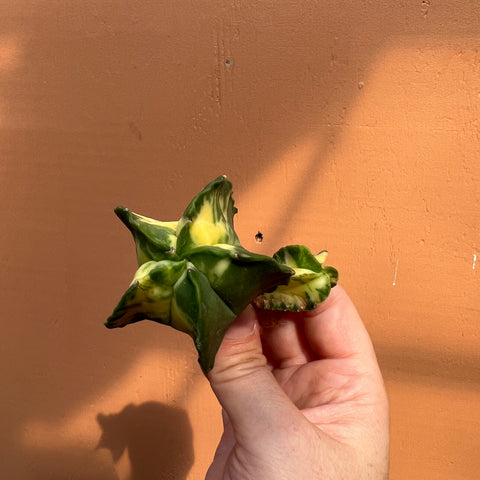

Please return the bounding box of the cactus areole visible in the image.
[105,175,338,372]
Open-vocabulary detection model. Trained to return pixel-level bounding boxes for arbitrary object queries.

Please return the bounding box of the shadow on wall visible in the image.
[96,402,194,480]
[376,342,480,389]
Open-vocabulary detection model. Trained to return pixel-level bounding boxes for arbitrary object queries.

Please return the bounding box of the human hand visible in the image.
[206,285,389,480]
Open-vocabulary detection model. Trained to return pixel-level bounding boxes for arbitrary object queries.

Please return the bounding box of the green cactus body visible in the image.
[105,260,187,328]
[186,244,293,315]
[176,175,240,255]
[114,207,178,264]
[105,176,338,372]
[171,264,237,372]
[254,245,338,311]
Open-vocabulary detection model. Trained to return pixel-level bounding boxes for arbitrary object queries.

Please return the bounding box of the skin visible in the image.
[206,285,390,480]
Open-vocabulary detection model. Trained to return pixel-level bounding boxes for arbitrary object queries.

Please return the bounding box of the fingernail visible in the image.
[224,309,256,339]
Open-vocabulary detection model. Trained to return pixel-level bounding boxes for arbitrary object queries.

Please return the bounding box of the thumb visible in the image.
[207,305,300,445]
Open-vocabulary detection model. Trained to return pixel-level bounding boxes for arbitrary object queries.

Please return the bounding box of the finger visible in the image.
[259,311,314,368]
[207,305,306,446]
[303,285,377,363]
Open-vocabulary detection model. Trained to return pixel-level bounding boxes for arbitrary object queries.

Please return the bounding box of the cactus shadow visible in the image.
[96,401,194,480]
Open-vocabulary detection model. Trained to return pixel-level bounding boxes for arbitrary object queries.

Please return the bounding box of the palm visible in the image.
[272,356,381,442]
[274,357,363,407]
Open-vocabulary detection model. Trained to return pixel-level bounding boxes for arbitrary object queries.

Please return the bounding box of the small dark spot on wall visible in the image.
[255,231,263,243]
[421,0,430,17]
[225,58,234,68]
[128,121,143,141]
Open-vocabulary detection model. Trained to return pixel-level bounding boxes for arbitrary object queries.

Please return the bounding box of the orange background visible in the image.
[1,2,479,479]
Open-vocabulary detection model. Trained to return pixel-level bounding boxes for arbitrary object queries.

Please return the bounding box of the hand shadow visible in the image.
[97,402,194,480]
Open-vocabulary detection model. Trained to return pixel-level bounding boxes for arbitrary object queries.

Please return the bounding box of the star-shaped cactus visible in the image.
[105,175,337,372]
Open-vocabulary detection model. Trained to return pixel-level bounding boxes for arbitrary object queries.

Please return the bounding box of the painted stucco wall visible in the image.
[1,1,479,478]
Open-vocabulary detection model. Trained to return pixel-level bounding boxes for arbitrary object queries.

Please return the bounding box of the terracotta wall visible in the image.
[1,1,479,478]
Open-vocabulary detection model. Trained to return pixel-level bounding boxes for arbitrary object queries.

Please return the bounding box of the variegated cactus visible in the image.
[105,175,337,372]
